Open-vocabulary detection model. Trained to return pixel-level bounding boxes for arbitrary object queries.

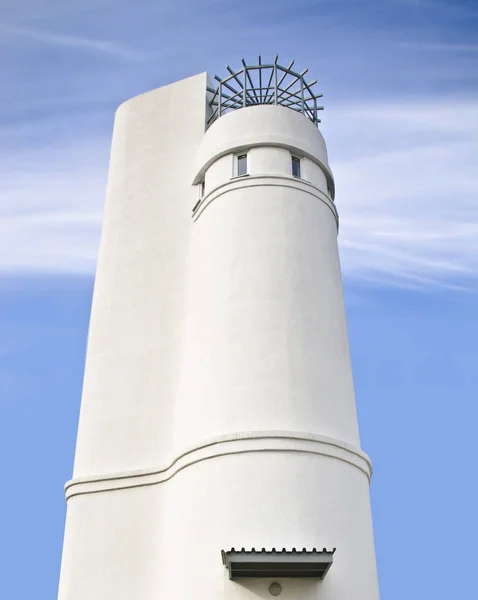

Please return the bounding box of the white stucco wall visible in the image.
[249,145,291,176]
[72,73,210,477]
[58,82,379,600]
[203,145,329,197]
[176,106,357,449]
[204,152,233,192]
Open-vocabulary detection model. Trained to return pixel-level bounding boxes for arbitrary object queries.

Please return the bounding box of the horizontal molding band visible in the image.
[65,431,372,502]
[192,174,339,228]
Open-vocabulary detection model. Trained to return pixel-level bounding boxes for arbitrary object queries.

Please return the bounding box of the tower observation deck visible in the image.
[207,56,324,127]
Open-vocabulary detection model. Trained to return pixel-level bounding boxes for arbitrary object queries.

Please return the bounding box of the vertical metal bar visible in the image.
[258,55,263,103]
[219,83,222,117]
[300,76,305,116]
[274,63,278,105]
[314,96,317,125]
[243,67,247,107]
[243,59,260,104]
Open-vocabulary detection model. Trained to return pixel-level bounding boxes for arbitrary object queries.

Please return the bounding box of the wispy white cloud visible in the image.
[0,0,127,25]
[326,102,478,289]
[6,27,146,62]
[0,133,107,274]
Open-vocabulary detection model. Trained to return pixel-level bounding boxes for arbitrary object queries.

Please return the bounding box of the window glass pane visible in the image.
[237,154,247,176]
[292,156,301,178]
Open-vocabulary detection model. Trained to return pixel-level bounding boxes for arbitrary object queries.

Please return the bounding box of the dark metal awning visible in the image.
[221,547,335,579]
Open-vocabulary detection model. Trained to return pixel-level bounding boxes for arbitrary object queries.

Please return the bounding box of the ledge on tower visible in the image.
[221,547,335,579]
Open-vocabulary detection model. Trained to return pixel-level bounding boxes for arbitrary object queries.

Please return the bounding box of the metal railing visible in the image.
[207,56,324,127]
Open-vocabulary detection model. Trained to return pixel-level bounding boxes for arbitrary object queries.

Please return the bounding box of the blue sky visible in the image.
[0,0,477,598]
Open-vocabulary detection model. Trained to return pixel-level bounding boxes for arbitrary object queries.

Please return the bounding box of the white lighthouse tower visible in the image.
[58,58,380,600]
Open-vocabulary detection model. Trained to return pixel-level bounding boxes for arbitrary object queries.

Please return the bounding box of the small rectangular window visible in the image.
[292,156,301,178]
[237,154,248,177]
[200,180,205,197]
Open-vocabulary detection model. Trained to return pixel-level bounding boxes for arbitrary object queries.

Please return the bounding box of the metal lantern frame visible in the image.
[207,56,324,127]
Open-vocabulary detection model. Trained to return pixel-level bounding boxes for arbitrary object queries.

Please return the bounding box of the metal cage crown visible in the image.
[207,55,324,127]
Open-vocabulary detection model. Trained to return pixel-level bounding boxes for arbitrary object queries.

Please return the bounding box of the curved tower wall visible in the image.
[58,76,380,600]
[163,105,379,599]
[71,74,210,477]
[57,73,213,600]
[175,105,360,450]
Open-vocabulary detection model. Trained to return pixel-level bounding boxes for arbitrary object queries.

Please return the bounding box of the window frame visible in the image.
[291,155,302,179]
[236,153,248,177]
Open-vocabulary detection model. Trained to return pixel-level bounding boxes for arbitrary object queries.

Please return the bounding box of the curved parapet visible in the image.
[193,104,334,199]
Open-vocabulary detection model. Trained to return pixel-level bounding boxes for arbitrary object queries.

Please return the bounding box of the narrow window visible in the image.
[200,180,205,197]
[237,154,248,177]
[292,156,301,178]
